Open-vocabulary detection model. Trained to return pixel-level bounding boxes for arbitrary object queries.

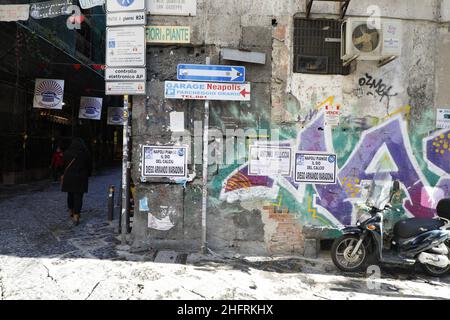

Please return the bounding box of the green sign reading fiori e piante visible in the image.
[146,26,190,44]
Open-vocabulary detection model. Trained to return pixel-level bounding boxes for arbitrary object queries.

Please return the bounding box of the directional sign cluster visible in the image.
[165,64,250,101]
[105,0,146,96]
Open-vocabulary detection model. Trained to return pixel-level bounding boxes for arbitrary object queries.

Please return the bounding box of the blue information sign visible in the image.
[177,64,245,83]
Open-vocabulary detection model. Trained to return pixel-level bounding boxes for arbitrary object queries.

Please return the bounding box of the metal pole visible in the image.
[107,185,115,221]
[121,95,131,244]
[201,57,210,254]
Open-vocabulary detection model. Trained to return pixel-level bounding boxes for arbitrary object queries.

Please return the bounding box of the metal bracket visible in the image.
[306,0,351,19]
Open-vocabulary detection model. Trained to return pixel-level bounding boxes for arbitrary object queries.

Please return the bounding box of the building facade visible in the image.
[130,0,450,256]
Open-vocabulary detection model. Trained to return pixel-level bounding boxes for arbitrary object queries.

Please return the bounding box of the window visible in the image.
[294,18,350,75]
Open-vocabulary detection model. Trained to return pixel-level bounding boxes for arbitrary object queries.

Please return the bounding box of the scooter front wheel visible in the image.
[331,235,369,272]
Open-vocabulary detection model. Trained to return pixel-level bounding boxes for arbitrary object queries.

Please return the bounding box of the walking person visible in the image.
[61,137,92,225]
[49,146,64,182]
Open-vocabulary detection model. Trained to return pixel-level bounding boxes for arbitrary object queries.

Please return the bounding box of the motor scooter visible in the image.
[331,171,450,277]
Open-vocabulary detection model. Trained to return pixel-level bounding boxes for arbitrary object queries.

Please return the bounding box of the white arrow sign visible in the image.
[179,67,241,81]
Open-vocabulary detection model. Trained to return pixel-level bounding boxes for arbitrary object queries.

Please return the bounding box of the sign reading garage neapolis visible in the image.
[142,146,187,178]
[294,152,337,184]
[146,26,190,44]
[165,81,251,101]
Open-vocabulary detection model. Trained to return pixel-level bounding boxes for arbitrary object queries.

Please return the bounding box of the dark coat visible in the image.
[61,138,92,193]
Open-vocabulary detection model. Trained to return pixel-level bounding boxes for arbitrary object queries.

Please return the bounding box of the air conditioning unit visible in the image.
[341,18,402,66]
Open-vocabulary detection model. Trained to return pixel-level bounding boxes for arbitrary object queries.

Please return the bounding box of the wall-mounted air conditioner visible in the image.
[341,18,402,67]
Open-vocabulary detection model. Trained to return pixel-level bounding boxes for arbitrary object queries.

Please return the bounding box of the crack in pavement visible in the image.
[85,281,101,300]
[42,264,57,283]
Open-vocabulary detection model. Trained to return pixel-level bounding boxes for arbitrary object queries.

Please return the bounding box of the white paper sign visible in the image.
[249,146,292,176]
[142,146,187,178]
[106,26,146,67]
[170,112,185,132]
[294,152,337,184]
[436,109,450,129]
[105,68,146,81]
[33,79,65,110]
[324,104,340,126]
[107,11,146,26]
[0,5,30,22]
[106,0,145,12]
[105,81,146,95]
[79,97,103,120]
[146,0,196,16]
[79,0,105,9]
[107,107,125,125]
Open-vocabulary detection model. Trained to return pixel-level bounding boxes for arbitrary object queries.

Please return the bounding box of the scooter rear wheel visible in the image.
[331,235,369,272]
[421,243,450,277]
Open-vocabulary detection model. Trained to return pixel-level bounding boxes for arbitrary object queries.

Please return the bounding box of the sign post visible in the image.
[105,0,147,244]
[121,95,131,242]
[201,57,211,255]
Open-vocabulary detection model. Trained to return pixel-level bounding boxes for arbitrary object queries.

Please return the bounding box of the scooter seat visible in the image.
[393,218,444,239]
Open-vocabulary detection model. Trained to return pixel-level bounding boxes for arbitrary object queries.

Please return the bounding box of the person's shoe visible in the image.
[73,214,80,226]
[69,209,74,218]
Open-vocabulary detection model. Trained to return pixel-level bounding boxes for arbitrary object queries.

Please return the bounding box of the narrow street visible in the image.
[0,169,449,300]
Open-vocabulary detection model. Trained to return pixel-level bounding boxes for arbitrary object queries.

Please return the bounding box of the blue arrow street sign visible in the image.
[177,64,245,83]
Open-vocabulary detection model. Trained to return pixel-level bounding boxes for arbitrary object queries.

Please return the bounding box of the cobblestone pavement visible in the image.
[0,167,123,260]
[0,168,449,300]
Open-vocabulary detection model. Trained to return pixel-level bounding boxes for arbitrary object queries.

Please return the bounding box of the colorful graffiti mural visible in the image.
[215,97,450,230]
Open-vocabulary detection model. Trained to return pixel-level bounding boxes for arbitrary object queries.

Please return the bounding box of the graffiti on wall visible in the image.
[215,97,449,229]
[358,73,398,103]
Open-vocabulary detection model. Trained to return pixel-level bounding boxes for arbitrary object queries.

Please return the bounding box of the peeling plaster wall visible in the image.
[131,0,450,255]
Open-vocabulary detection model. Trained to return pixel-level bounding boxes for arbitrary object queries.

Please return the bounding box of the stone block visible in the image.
[303,238,320,259]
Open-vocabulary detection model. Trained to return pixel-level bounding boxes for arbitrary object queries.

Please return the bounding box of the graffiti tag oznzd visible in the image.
[358,73,398,103]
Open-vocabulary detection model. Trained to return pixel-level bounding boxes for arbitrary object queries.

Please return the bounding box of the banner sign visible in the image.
[30,0,72,19]
[79,97,102,120]
[0,5,30,22]
[106,11,146,26]
[105,81,146,95]
[436,109,450,129]
[164,81,251,101]
[106,0,145,12]
[105,67,146,81]
[146,0,196,16]
[294,152,337,184]
[107,107,125,125]
[106,26,146,67]
[146,26,190,44]
[142,146,187,178]
[249,146,292,176]
[177,64,245,83]
[79,0,105,9]
[33,79,65,110]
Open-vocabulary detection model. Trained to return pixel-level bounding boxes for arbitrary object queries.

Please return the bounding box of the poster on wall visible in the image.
[0,5,30,22]
[107,107,125,125]
[248,145,292,176]
[146,0,196,16]
[294,152,337,184]
[79,0,105,9]
[79,97,103,120]
[33,79,65,110]
[324,104,340,126]
[141,146,187,178]
[436,109,450,129]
